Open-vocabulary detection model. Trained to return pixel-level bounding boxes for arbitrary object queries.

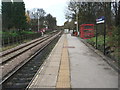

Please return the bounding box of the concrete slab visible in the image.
[43,67,59,75]
[50,55,61,59]
[35,74,57,87]
[30,74,57,88]
[50,56,61,60]
[48,62,60,67]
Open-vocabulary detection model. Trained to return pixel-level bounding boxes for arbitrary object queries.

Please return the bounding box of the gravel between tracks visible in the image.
[1,32,61,79]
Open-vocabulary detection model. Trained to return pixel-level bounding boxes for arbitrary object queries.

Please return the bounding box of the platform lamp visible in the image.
[76,9,79,36]
[37,9,40,32]
[37,14,40,32]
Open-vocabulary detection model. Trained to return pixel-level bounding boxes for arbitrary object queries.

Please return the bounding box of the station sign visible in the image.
[96,16,105,24]
[75,21,77,24]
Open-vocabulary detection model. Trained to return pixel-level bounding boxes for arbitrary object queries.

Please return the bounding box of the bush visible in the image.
[2,30,35,38]
[86,26,120,60]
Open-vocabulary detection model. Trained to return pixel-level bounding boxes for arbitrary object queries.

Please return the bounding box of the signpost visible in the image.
[96,16,105,24]
[96,16,106,55]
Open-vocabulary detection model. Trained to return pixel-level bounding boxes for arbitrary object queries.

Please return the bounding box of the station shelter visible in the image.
[80,24,94,39]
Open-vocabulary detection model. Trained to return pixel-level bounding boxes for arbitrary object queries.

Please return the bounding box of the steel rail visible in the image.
[1,31,62,87]
[1,31,58,57]
[1,31,59,64]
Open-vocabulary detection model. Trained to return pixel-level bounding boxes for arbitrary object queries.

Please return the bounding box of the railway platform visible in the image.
[28,34,118,89]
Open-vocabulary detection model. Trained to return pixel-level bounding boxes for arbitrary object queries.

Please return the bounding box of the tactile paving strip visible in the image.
[56,35,71,88]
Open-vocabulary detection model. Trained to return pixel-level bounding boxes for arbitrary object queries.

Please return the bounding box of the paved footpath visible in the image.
[28,34,118,89]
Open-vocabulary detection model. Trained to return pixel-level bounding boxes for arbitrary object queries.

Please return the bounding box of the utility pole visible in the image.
[37,9,40,32]
[77,13,79,36]
[38,15,39,32]
[96,24,98,49]
[104,3,106,55]
[76,9,79,36]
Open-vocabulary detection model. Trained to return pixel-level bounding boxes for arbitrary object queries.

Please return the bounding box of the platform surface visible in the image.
[28,34,118,89]
[67,34,118,88]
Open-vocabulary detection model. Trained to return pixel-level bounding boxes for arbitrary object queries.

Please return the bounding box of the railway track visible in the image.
[1,31,62,89]
[1,31,58,64]
[1,31,60,78]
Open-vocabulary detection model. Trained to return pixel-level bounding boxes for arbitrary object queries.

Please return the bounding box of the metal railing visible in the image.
[2,33,42,47]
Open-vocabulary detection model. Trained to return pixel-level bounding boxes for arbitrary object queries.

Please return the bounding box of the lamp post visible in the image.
[37,9,40,32]
[38,15,39,32]
[95,23,98,49]
[76,14,79,36]
[103,3,106,55]
[76,8,79,36]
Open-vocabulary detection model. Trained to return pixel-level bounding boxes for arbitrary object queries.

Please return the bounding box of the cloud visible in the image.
[24,0,68,9]
[24,0,68,26]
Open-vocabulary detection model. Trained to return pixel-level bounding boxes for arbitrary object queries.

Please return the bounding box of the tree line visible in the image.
[27,8,57,31]
[65,1,120,59]
[2,0,57,32]
[65,1,120,28]
[2,0,27,31]
[65,1,120,42]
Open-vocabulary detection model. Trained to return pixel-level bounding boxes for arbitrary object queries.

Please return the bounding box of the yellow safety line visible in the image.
[56,35,71,88]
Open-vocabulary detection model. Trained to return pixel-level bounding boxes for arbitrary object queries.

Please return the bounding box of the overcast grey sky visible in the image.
[24,0,68,26]
[1,0,116,26]
[0,0,68,26]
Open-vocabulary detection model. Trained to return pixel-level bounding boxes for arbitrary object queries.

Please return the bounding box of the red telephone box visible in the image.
[80,24,94,39]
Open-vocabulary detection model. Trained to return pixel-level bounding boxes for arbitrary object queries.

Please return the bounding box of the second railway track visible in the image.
[1,31,62,88]
[1,31,58,64]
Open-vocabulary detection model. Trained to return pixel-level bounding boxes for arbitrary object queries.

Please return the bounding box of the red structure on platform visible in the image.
[80,24,94,39]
